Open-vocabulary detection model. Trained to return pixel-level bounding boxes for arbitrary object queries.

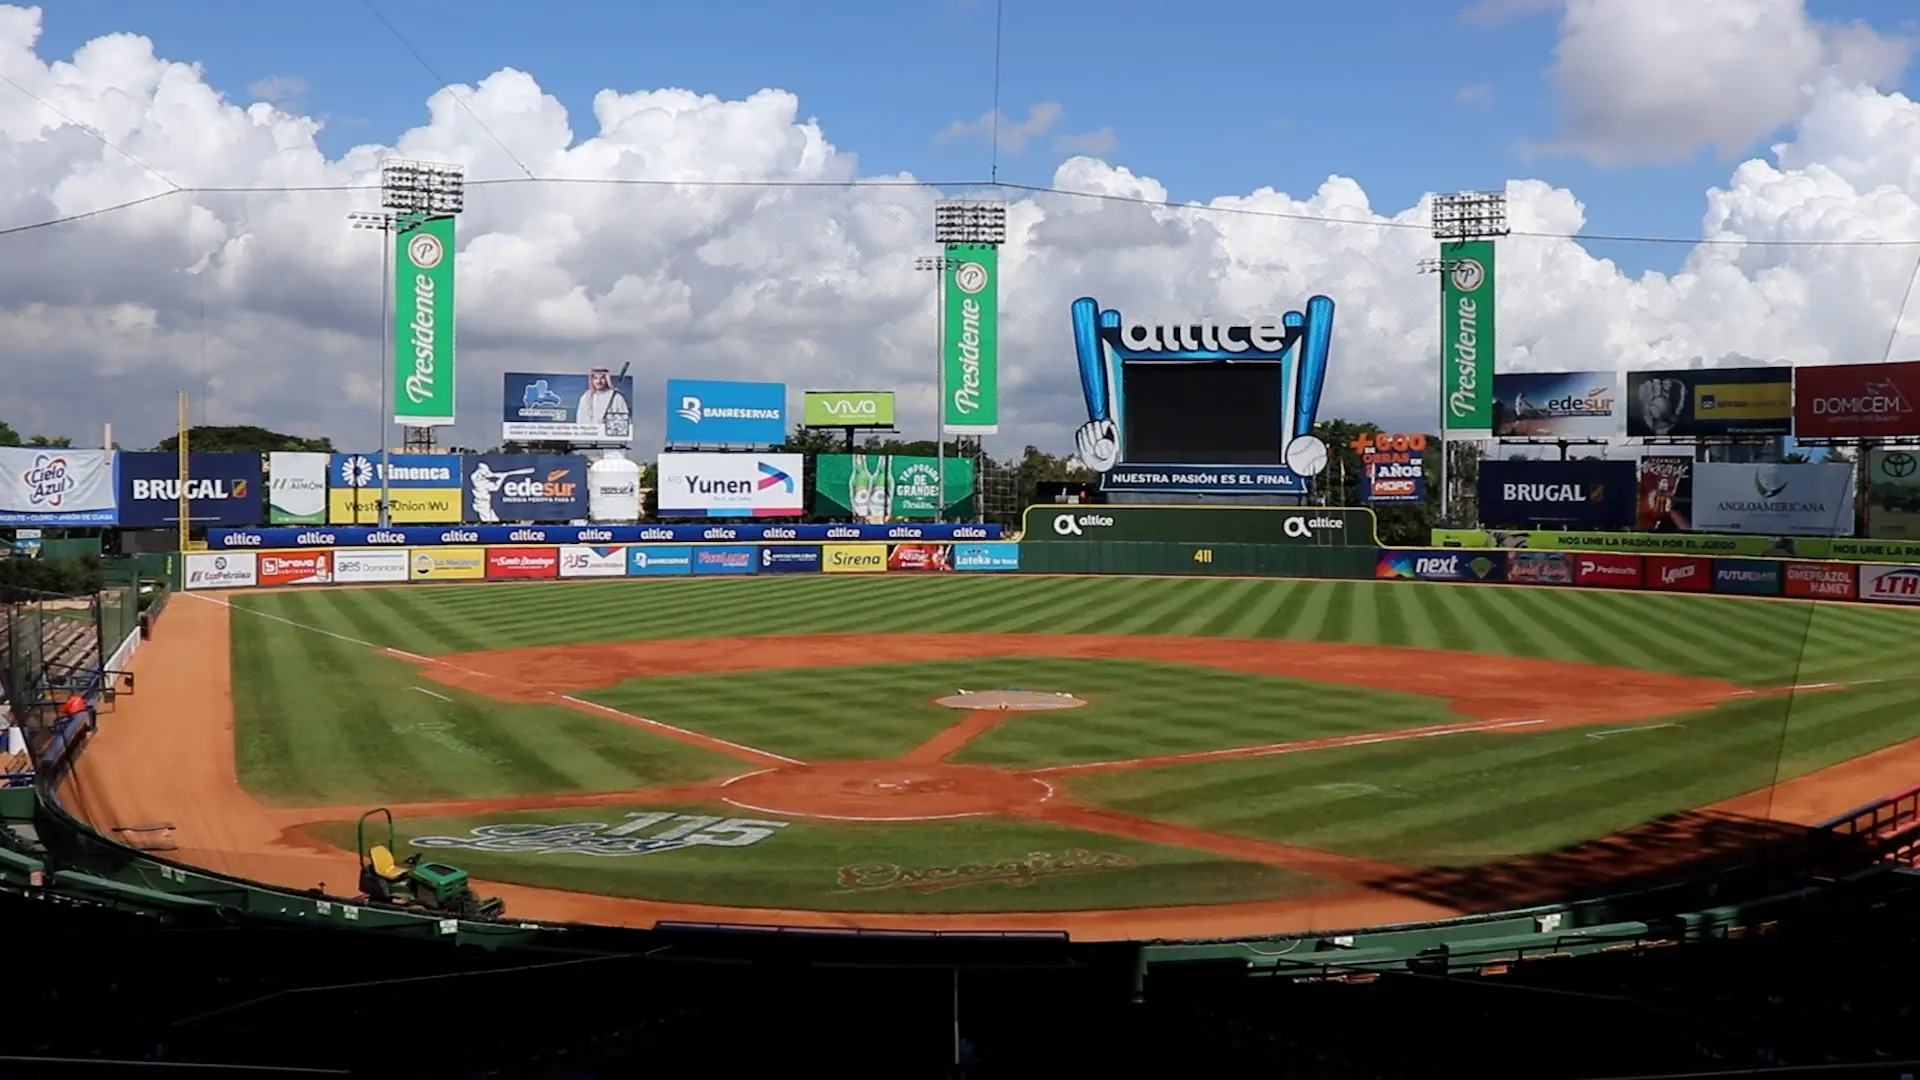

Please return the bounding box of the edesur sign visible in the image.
[802,391,895,429]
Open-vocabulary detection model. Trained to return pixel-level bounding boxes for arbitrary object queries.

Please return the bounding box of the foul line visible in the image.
[409,686,452,702]
[559,695,803,765]
[1025,716,1551,777]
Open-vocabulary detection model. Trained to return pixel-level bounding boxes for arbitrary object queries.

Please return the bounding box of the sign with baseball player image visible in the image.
[1440,240,1495,435]
[1636,455,1694,532]
[943,246,999,435]
[502,370,634,443]
[1626,367,1792,438]
[812,454,975,521]
[393,215,456,427]
[462,454,588,523]
[0,447,116,526]
[1867,448,1920,540]
[1490,371,1620,440]
[1068,294,1337,494]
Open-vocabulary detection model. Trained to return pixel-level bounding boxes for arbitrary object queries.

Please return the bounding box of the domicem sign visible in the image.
[1793,361,1920,439]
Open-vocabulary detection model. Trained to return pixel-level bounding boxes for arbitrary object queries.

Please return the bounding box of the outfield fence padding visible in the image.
[1019,541,1380,579]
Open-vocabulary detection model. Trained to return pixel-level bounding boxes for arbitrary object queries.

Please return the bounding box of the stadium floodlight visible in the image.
[933,199,1007,246]
[346,210,400,527]
[912,255,959,522]
[1429,189,1508,241]
[380,159,467,217]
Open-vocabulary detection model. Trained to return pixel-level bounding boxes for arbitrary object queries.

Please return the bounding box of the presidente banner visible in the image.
[503,370,634,443]
[1475,459,1636,528]
[812,454,974,521]
[1440,239,1494,435]
[463,454,588,523]
[1867,448,1920,541]
[203,521,1004,550]
[267,452,328,525]
[1025,505,1375,546]
[0,447,115,526]
[394,215,456,427]
[116,451,264,528]
[327,453,462,525]
[1691,462,1855,536]
[1352,432,1426,504]
[1636,455,1694,532]
[664,379,787,446]
[1626,367,1791,438]
[943,245,999,435]
[1490,372,1621,440]
[656,452,804,518]
[802,391,895,429]
[1793,361,1920,439]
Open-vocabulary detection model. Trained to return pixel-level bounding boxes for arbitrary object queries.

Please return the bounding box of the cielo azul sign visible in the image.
[394,215,457,427]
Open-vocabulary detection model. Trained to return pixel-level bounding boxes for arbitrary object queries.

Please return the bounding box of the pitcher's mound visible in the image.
[935,688,1086,711]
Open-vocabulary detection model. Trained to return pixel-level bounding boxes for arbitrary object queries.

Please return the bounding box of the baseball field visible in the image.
[60,572,1920,939]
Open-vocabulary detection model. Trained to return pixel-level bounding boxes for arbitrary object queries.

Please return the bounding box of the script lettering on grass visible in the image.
[835,849,1136,893]
[411,813,789,857]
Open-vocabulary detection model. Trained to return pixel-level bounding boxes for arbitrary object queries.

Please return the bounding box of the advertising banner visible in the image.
[1025,505,1375,546]
[1475,459,1637,528]
[463,455,588,524]
[204,520,1002,550]
[1792,361,1920,439]
[503,371,634,444]
[1353,432,1426,504]
[1440,239,1494,435]
[1431,527,1799,557]
[943,244,999,435]
[664,379,787,446]
[656,452,804,518]
[1636,455,1694,532]
[1377,549,1506,583]
[332,549,409,584]
[823,543,888,573]
[184,552,257,590]
[1626,367,1791,438]
[486,547,559,579]
[758,545,822,573]
[802,391,895,429]
[408,547,485,581]
[1570,552,1643,588]
[1643,555,1712,592]
[1712,559,1783,596]
[116,451,264,528]
[394,215,456,427]
[559,545,628,578]
[888,543,953,572]
[1859,564,1920,604]
[1506,550,1571,585]
[327,453,463,525]
[0,447,115,525]
[1490,372,1621,440]
[691,546,757,575]
[813,454,975,520]
[628,546,693,576]
[1867,448,1920,541]
[267,452,328,525]
[1784,561,1857,600]
[257,551,331,587]
[1691,462,1855,536]
[953,542,1021,572]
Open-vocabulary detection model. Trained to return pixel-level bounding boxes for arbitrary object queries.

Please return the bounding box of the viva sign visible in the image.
[943,245,999,435]
[394,215,456,427]
[1441,239,1494,435]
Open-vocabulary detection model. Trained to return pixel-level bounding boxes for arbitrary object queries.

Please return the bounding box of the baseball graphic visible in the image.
[407,232,444,269]
[953,261,988,294]
[1284,435,1329,477]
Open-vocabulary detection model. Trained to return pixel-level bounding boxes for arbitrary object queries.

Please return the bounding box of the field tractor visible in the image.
[355,808,506,921]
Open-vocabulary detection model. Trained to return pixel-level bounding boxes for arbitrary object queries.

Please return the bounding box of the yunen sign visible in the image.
[802,391,895,429]
[1022,504,1376,546]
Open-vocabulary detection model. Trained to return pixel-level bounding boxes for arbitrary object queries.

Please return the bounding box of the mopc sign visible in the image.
[1024,504,1374,546]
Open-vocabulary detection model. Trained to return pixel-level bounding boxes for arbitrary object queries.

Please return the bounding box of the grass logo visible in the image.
[412,813,789,857]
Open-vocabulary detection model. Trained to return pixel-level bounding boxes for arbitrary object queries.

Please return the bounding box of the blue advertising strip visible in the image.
[664,379,788,446]
[205,522,1004,549]
[758,544,822,573]
[1397,548,1507,583]
[328,453,462,488]
[952,542,1021,571]
[464,454,588,523]
[692,545,758,575]
[116,451,265,528]
[628,545,693,576]
[1712,558,1783,596]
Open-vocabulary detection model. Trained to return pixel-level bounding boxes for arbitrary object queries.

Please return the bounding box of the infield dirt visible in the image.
[54,593,1914,941]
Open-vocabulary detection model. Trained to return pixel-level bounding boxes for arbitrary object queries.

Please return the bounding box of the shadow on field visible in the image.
[1361,810,1879,914]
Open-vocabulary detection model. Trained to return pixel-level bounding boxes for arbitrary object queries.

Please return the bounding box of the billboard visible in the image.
[116,451,264,528]
[943,246,999,435]
[486,547,559,579]
[1711,558,1782,596]
[1860,564,1920,604]
[1691,462,1855,536]
[183,552,256,590]
[1441,239,1495,435]
[463,455,588,523]
[257,551,331,587]
[205,521,1000,549]
[628,545,693,576]
[1475,459,1636,528]
[1643,555,1712,592]
[813,454,974,521]
[952,542,1020,572]
[1067,294,1335,495]
[0,447,115,526]
[332,549,409,584]
[1505,550,1571,585]
[1353,432,1426,504]
[394,215,456,427]
[888,543,953,572]
[559,545,628,578]
[1867,448,1920,541]
[1029,505,1372,545]
[664,379,787,446]
[1570,552,1643,588]
[1792,361,1920,439]
[1625,367,1792,438]
[267,452,328,525]
[655,452,804,518]
[327,453,462,524]
[503,371,635,443]
[823,543,888,573]
[1490,372,1620,440]
[691,546,757,575]
[1783,561,1856,600]
[803,391,895,429]
[1378,549,1506,583]
[758,545,823,573]
[409,547,485,581]
[1636,455,1694,532]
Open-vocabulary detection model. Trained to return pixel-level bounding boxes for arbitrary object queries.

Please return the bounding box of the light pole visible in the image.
[913,254,955,523]
[928,199,1006,524]
[347,209,395,527]
[1419,189,1508,524]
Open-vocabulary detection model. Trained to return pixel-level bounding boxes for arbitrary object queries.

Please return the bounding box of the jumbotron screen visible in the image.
[1120,361,1284,465]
